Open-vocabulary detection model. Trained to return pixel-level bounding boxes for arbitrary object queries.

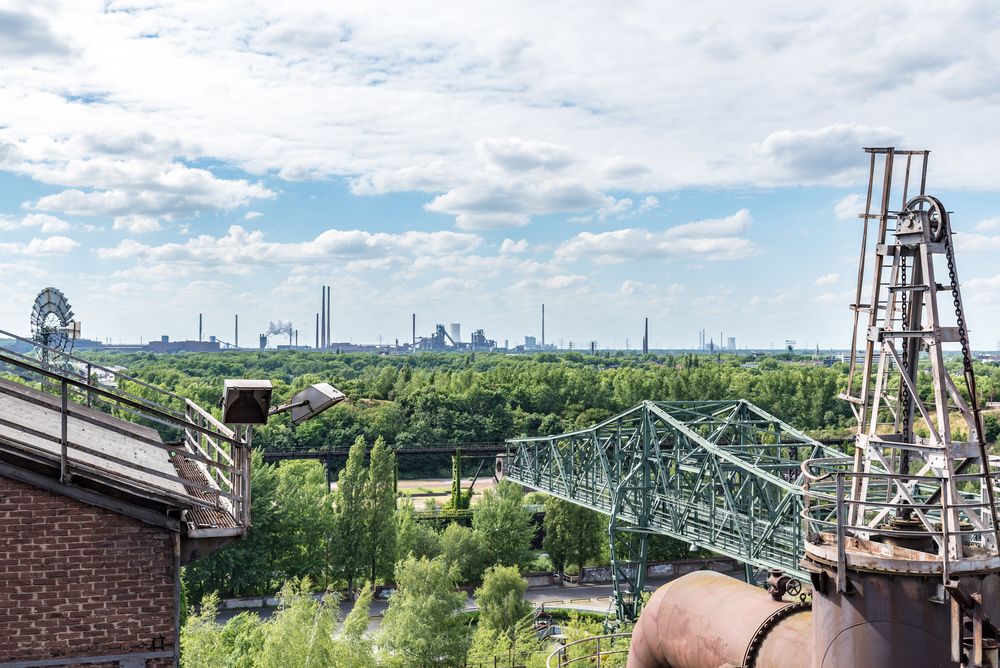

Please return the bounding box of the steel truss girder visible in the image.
[506,400,843,590]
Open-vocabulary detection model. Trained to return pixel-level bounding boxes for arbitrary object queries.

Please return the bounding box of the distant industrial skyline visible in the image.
[2,5,1000,349]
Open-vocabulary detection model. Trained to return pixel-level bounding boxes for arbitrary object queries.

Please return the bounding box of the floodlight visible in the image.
[222,379,274,425]
[269,382,346,424]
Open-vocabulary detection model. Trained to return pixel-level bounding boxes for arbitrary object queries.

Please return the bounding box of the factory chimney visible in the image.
[412,313,416,349]
[643,317,649,355]
[199,313,203,342]
[235,314,239,349]
[541,304,545,348]
[326,285,332,347]
[320,287,326,350]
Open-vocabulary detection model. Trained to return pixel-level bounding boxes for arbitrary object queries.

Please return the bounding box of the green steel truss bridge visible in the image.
[503,399,844,621]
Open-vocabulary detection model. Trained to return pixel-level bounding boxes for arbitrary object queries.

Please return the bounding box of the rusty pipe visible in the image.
[626,570,812,668]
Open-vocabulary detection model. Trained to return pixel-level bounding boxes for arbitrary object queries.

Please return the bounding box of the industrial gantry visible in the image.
[504,399,843,621]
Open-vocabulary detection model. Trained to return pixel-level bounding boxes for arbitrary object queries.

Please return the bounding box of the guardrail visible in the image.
[0,329,248,526]
[545,633,631,667]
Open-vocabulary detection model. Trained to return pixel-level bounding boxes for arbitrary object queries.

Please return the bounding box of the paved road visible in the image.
[214,577,678,629]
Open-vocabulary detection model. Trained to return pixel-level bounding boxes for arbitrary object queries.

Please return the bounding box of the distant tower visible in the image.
[198,313,203,342]
[320,286,326,350]
[642,317,649,354]
[326,285,332,346]
[541,304,545,348]
[449,323,461,344]
[412,313,416,349]
[235,314,239,349]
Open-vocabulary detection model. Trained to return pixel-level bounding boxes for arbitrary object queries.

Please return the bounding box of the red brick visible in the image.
[0,476,178,663]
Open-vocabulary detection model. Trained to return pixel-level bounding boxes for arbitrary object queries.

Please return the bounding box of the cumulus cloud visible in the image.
[0,213,71,233]
[426,177,607,229]
[0,9,69,58]
[25,163,274,221]
[757,124,905,184]
[955,233,1000,253]
[0,235,79,255]
[113,215,161,234]
[500,238,530,254]
[244,211,264,220]
[96,225,483,268]
[476,138,572,172]
[556,209,757,263]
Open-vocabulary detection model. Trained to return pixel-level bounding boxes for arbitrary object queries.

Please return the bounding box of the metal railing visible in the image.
[546,633,631,667]
[801,456,1000,585]
[0,330,249,527]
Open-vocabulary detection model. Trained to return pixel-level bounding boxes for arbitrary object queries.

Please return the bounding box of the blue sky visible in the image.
[2,2,1000,350]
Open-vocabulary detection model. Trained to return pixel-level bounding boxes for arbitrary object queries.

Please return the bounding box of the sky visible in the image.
[3,1,1000,350]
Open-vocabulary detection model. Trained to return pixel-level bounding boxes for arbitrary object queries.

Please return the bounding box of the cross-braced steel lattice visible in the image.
[808,148,1000,564]
[505,400,842,620]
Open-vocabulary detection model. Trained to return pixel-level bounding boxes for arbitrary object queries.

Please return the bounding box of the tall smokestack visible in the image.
[541,304,545,348]
[322,287,327,349]
[326,285,332,347]
[412,313,416,349]
[199,313,203,342]
[235,314,239,349]
[643,317,649,355]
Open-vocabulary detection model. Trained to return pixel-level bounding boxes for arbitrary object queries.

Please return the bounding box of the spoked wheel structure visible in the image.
[30,287,78,364]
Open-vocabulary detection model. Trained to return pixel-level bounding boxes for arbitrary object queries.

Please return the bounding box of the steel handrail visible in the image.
[545,633,632,668]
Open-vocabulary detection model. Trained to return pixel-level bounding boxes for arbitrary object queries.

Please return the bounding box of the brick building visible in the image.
[0,352,250,667]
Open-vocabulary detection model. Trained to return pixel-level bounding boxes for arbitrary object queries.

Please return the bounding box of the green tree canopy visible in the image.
[379,555,470,667]
[473,480,535,571]
[336,435,368,591]
[542,496,605,577]
[365,435,398,584]
[475,565,531,642]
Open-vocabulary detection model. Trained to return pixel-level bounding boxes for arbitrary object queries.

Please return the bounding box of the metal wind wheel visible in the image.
[30,287,79,359]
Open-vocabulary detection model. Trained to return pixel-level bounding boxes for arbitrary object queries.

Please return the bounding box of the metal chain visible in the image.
[942,218,976,398]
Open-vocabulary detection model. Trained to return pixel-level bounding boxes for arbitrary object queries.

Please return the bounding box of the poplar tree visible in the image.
[364,435,397,584]
[335,436,367,593]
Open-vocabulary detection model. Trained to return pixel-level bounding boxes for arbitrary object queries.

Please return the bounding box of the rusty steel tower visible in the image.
[803,148,1000,667]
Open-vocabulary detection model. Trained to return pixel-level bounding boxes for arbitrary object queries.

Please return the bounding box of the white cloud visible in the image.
[425,177,607,230]
[113,215,161,234]
[955,233,1000,253]
[757,124,906,185]
[476,138,572,172]
[511,274,588,291]
[244,211,264,220]
[834,194,863,220]
[555,210,756,264]
[620,280,657,296]
[500,238,530,254]
[0,235,79,255]
[0,213,71,233]
[96,225,483,268]
[975,217,1000,232]
[814,273,840,286]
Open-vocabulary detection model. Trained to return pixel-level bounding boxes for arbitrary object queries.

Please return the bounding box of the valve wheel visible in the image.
[785,578,801,597]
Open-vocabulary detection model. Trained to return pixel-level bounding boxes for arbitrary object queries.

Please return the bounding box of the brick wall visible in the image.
[0,475,178,666]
